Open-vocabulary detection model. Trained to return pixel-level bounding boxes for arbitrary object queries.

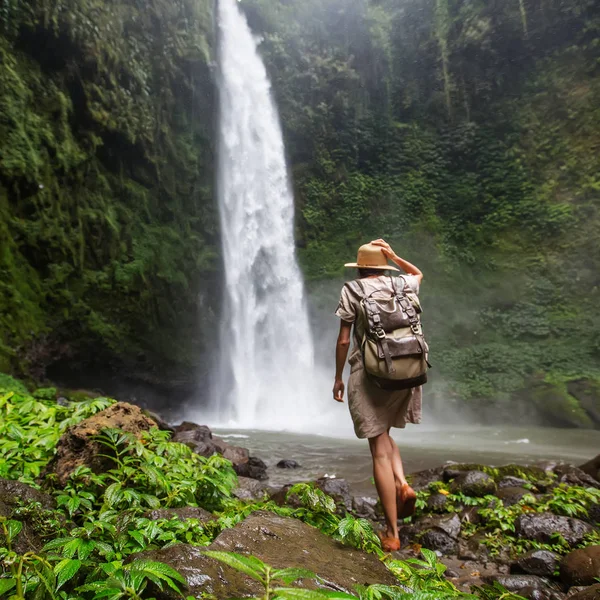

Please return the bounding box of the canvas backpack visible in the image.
[348,276,430,390]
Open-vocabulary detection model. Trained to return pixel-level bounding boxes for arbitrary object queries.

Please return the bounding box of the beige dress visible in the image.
[335,275,423,439]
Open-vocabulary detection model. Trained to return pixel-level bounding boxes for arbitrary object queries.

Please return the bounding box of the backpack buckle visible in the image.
[374,327,386,340]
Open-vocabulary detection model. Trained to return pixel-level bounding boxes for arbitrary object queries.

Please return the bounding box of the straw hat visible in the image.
[344,243,399,272]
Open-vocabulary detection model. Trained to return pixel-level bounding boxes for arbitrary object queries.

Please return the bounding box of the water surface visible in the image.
[214,426,598,495]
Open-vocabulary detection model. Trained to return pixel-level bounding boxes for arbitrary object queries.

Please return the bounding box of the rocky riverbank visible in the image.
[0,376,599,600]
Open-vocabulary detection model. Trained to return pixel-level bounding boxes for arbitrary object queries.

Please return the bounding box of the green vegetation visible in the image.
[415,479,600,556]
[241,0,600,416]
[0,0,217,382]
[0,375,542,599]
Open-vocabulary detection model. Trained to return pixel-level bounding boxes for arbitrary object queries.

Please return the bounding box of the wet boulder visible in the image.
[50,402,157,484]
[580,454,600,483]
[147,507,216,525]
[426,492,449,512]
[511,550,561,578]
[499,476,530,489]
[234,456,268,480]
[133,511,398,598]
[400,513,461,555]
[172,423,266,478]
[450,470,497,497]
[458,533,489,562]
[567,584,600,599]
[277,459,301,469]
[0,479,56,554]
[352,496,378,521]
[232,477,268,501]
[497,486,532,506]
[515,513,593,546]
[484,575,564,600]
[315,477,352,512]
[554,464,600,489]
[172,423,218,457]
[407,466,445,492]
[560,546,600,587]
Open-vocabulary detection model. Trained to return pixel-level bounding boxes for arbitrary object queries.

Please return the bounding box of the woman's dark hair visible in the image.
[358,268,385,278]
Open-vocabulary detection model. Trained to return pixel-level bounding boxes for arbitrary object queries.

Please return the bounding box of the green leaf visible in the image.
[55,559,82,589]
[62,538,82,559]
[272,567,317,585]
[203,551,266,582]
[5,520,22,542]
[273,589,357,600]
[104,483,122,507]
[129,530,145,547]
[420,548,438,568]
[78,539,96,561]
[128,559,186,584]
[0,579,16,595]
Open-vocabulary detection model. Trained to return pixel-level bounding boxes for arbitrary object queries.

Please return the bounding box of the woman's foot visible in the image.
[397,482,417,519]
[378,530,400,552]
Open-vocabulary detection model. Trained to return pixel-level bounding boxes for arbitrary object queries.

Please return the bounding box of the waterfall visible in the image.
[213,0,318,429]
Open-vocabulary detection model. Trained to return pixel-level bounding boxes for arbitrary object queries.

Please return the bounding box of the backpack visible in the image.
[348,276,430,390]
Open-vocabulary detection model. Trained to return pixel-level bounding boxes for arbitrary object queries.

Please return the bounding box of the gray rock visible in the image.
[407,466,445,492]
[173,424,267,480]
[499,476,530,489]
[497,486,532,506]
[234,456,268,481]
[427,493,448,512]
[512,550,560,578]
[450,471,497,497]
[400,513,461,555]
[516,513,593,546]
[352,496,378,520]
[147,507,216,524]
[458,534,489,562]
[276,460,301,469]
[561,546,600,587]
[567,584,600,599]
[233,477,268,501]
[484,575,564,600]
[554,464,600,490]
[579,454,600,484]
[316,478,353,512]
[132,511,398,598]
[588,503,600,525]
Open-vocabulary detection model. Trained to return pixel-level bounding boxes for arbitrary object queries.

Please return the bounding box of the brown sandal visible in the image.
[397,483,417,519]
[377,531,400,552]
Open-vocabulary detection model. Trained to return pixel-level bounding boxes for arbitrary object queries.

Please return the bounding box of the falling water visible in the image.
[213,0,318,428]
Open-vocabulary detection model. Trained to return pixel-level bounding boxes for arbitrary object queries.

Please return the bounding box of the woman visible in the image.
[333,239,423,551]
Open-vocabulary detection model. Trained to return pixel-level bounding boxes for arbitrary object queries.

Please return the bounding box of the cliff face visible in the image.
[0,0,218,388]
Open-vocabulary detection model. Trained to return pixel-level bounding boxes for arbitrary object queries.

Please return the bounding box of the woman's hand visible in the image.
[333,378,345,403]
[371,239,396,260]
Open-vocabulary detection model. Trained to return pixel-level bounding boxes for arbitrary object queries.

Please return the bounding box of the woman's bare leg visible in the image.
[388,435,408,489]
[368,432,398,539]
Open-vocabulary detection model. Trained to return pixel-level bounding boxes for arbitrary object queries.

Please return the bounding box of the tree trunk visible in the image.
[579,453,600,482]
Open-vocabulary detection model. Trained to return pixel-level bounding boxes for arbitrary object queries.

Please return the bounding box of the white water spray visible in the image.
[213,0,320,429]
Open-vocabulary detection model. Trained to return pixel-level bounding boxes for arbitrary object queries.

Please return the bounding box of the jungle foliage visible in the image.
[240,0,600,413]
[0,375,534,600]
[0,0,599,413]
[0,0,217,383]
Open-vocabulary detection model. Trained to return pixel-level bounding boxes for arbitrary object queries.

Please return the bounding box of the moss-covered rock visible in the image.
[529,378,594,429]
